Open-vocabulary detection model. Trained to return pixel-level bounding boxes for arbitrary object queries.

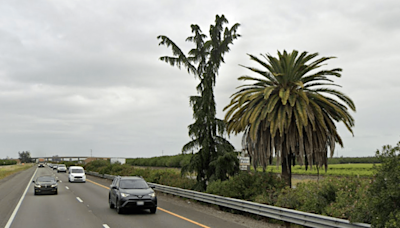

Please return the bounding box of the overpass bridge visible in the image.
[31,156,110,164]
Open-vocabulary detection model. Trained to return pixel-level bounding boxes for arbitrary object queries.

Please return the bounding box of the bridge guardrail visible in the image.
[85,171,371,228]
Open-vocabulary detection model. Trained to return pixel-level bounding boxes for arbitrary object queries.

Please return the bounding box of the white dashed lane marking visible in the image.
[76,197,83,203]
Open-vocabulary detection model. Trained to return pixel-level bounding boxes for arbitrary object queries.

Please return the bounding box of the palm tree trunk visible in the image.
[281,149,292,188]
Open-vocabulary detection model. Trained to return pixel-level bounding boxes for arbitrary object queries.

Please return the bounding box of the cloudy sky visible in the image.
[1,0,399,159]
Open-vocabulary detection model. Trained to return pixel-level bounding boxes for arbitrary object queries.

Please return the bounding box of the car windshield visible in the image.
[71,169,84,173]
[58,164,65,167]
[119,179,148,189]
[37,177,55,182]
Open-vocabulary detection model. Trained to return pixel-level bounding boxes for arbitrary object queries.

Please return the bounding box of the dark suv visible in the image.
[109,176,157,214]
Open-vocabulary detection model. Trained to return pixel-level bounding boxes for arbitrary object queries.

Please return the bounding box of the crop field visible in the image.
[0,164,33,180]
[259,163,378,177]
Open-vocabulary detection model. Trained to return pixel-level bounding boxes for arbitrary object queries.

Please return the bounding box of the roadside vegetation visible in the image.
[84,157,373,222]
[0,159,18,166]
[85,160,196,189]
[0,164,33,180]
[127,154,192,168]
[85,159,372,222]
[56,160,84,168]
[85,141,400,226]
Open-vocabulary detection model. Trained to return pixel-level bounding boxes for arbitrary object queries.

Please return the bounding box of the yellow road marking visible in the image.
[86,178,211,228]
[87,179,108,189]
[158,207,211,228]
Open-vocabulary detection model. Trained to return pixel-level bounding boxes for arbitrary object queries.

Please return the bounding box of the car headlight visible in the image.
[51,184,57,187]
[149,192,156,198]
[34,184,41,188]
[121,193,130,197]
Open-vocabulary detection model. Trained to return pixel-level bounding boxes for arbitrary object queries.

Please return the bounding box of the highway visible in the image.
[1,166,280,228]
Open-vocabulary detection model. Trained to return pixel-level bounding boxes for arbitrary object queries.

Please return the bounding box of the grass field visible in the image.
[258,163,378,177]
[0,164,33,180]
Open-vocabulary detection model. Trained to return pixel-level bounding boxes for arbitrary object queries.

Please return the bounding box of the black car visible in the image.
[33,176,59,195]
[109,176,157,214]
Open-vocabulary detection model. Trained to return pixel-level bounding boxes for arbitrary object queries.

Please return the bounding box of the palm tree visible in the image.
[158,15,240,191]
[224,50,356,187]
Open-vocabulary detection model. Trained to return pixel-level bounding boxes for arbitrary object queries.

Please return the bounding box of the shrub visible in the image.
[85,160,196,190]
[350,142,400,227]
[0,159,17,166]
[126,154,193,168]
[323,177,369,219]
[275,176,370,216]
[275,182,327,214]
[85,160,110,172]
[206,171,285,202]
[58,161,82,168]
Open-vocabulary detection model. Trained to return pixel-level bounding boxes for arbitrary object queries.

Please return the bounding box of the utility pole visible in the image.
[91,149,92,157]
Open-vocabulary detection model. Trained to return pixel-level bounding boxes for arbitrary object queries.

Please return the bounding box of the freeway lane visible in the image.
[49,169,204,228]
[9,167,105,228]
[6,166,271,228]
[0,166,36,228]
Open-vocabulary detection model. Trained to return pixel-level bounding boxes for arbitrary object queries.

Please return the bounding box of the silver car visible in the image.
[57,164,67,173]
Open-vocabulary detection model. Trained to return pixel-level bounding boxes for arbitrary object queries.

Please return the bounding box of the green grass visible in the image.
[0,164,33,180]
[257,163,379,177]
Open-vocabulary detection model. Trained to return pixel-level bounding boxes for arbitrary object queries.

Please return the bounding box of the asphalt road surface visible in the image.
[1,166,282,228]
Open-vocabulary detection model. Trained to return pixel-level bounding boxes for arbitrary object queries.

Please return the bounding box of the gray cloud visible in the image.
[1,0,399,159]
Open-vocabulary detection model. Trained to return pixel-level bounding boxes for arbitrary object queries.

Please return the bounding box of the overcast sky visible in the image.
[1,0,399,159]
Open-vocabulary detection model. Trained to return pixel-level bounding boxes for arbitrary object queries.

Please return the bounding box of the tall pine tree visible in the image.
[158,15,240,190]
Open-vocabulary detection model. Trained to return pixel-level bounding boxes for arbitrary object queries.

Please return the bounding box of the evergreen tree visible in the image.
[18,151,32,163]
[158,15,240,190]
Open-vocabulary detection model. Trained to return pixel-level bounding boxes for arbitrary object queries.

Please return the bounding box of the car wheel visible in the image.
[150,207,157,214]
[116,200,123,214]
[34,192,37,195]
[54,190,58,195]
[109,196,115,209]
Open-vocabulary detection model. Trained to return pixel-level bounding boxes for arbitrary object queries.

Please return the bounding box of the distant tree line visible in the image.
[328,156,379,164]
[0,159,17,166]
[126,154,192,168]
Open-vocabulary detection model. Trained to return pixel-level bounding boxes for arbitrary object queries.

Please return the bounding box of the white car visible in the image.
[68,166,86,183]
[57,164,67,172]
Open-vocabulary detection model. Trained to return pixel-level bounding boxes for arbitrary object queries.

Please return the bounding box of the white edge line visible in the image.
[103,224,111,228]
[5,167,38,228]
[76,197,83,203]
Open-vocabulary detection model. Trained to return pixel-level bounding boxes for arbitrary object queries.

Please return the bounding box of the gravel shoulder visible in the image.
[158,192,285,228]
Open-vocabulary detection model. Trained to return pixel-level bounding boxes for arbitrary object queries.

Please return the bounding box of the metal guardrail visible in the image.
[86,171,371,228]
